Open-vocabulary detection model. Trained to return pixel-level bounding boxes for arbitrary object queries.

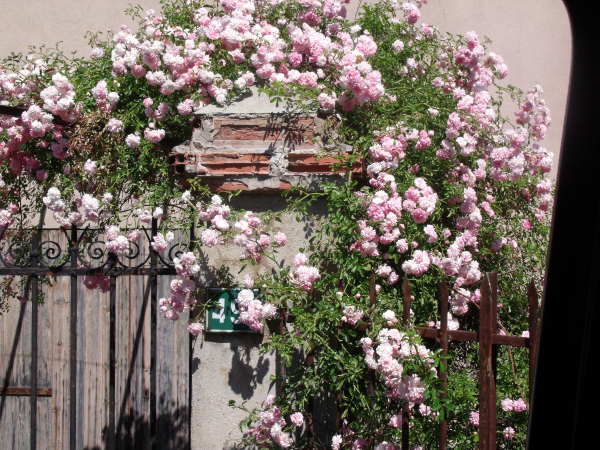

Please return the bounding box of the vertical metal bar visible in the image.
[527,281,538,407]
[150,218,158,449]
[306,287,314,450]
[109,252,117,450]
[279,306,286,399]
[479,275,493,450]
[30,231,39,450]
[489,272,498,449]
[439,277,448,450]
[401,277,412,450]
[188,220,195,449]
[69,225,78,450]
[335,278,344,434]
[367,275,377,398]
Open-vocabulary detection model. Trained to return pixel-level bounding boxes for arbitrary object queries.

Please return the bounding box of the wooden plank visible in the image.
[156,273,174,449]
[46,233,70,450]
[36,397,52,450]
[0,396,31,449]
[116,263,130,448]
[79,265,110,449]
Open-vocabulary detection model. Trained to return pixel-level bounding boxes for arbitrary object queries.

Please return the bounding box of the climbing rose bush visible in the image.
[0,0,552,448]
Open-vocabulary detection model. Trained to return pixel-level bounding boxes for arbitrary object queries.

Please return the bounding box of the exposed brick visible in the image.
[169,153,199,175]
[201,153,270,175]
[288,154,364,175]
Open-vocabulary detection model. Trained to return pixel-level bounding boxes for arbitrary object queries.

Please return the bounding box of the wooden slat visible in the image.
[79,263,110,449]
[46,233,70,450]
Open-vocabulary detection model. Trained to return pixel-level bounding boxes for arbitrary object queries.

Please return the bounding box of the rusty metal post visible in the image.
[335,278,344,434]
[279,306,286,399]
[367,275,377,399]
[306,287,315,450]
[150,218,158,449]
[479,275,496,450]
[30,231,40,450]
[69,225,78,450]
[402,277,412,450]
[439,277,449,450]
[108,251,117,450]
[489,272,498,447]
[527,281,538,406]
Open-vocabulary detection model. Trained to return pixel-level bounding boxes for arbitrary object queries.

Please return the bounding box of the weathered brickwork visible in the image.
[169,96,362,192]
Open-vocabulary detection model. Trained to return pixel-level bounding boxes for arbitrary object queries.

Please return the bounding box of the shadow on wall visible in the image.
[83,393,189,450]
[200,332,274,400]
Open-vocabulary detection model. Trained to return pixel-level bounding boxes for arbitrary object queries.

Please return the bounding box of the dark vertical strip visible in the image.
[439,277,448,450]
[306,287,314,450]
[109,252,117,450]
[401,277,412,450]
[527,281,538,406]
[279,306,286,399]
[488,272,498,449]
[188,220,195,450]
[335,278,343,434]
[30,231,39,450]
[150,218,158,449]
[69,225,78,450]
[367,275,377,398]
[527,3,600,448]
[479,275,493,450]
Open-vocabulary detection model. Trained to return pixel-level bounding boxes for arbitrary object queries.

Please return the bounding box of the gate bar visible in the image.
[69,225,78,450]
[150,218,158,449]
[30,231,39,450]
[109,252,117,450]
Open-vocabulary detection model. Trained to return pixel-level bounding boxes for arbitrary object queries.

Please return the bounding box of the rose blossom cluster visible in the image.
[501,397,527,413]
[290,252,320,292]
[245,394,306,449]
[233,211,287,263]
[1,63,78,181]
[0,0,386,213]
[159,278,198,322]
[236,287,277,331]
[342,28,553,337]
[361,323,435,404]
[341,305,364,325]
[199,195,231,248]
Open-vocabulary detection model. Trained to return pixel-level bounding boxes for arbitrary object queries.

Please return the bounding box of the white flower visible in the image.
[106,118,123,133]
[181,191,191,202]
[331,435,343,450]
[382,310,396,321]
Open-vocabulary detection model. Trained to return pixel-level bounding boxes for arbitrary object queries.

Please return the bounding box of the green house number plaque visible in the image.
[205,288,262,333]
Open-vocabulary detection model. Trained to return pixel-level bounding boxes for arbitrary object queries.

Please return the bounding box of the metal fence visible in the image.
[285,273,538,450]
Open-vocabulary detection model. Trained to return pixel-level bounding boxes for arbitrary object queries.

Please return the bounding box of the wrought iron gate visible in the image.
[0,220,192,449]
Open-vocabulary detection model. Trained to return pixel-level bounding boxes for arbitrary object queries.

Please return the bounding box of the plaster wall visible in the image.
[0,1,571,449]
